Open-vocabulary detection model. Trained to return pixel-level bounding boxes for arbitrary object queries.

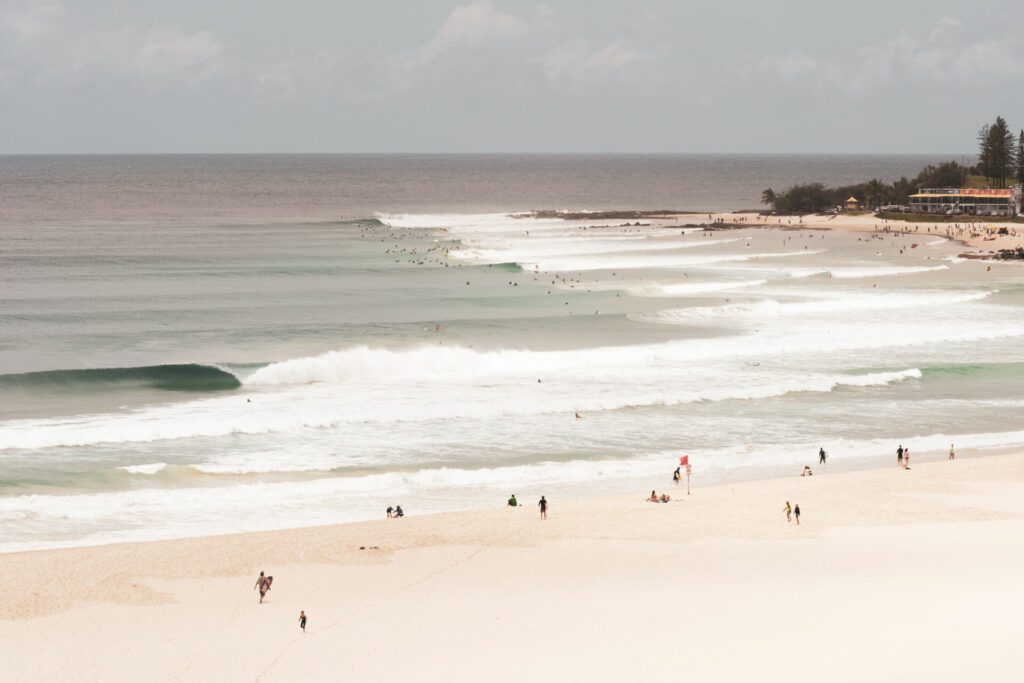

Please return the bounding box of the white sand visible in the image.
[3,452,1024,681]
[699,211,1024,254]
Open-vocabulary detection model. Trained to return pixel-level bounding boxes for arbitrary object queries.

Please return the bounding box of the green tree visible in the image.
[866,178,886,209]
[1017,130,1024,185]
[761,188,777,212]
[978,124,992,182]
[982,116,1016,187]
[914,161,968,189]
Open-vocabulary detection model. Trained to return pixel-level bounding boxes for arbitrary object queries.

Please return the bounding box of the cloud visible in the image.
[407,0,531,66]
[0,0,223,90]
[135,27,223,87]
[851,19,1024,91]
[747,18,1024,95]
[542,38,667,86]
[755,51,819,80]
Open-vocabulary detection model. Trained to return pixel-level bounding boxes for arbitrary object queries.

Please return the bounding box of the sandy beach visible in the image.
[697,211,1024,255]
[3,450,1024,681]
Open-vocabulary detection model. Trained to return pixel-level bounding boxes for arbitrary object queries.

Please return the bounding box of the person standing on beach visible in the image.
[538,495,548,520]
[299,611,307,632]
[673,467,681,485]
[254,571,270,604]
[897,444,904,467]
[904,448,910,470]
[819,447,827,464]
[949,443,956,461]
[794,504,801,525]
[784,501,792,522]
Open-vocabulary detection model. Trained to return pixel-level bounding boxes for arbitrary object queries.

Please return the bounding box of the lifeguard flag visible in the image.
[679,455,689,466]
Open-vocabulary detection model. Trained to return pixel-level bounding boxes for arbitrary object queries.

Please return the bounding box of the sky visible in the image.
[1,0,1022,153]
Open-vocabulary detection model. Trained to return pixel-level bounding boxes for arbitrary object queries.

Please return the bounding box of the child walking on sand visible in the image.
[299,611,307,632]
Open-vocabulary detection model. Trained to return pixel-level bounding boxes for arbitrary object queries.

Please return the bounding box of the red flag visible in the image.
[679,455,689,466]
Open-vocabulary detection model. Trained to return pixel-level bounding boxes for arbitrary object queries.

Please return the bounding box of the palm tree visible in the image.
[761,188,777,212]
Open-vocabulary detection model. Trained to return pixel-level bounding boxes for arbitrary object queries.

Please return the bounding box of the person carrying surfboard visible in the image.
[254,571,272,604]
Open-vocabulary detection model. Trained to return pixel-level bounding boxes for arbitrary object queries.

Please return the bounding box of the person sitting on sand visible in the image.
[508,494,518,507]
[394,505,404,517]
[648,490,659,502]
[801,465,813,477]
[659,494,671,503]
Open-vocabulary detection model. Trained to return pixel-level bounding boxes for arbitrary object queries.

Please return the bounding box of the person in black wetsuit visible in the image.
[819,447,827,464]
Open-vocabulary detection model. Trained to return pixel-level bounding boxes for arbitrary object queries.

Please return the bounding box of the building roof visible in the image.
[845,196,860,203]
[910,188,1013,198]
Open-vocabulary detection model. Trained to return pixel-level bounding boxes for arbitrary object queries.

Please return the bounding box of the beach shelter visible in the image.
[844,196,862,211]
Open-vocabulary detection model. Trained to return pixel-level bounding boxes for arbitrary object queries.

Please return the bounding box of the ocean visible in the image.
[2,153,1023,552]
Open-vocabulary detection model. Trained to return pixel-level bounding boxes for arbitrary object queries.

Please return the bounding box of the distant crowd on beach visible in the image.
[245,440,962,636]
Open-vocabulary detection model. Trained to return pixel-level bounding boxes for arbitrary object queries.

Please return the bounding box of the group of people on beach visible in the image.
[385,505,404,518]
[647,490,671,503]
[784,501,801,525]
[508,493,549,519]
[254,570,308,633]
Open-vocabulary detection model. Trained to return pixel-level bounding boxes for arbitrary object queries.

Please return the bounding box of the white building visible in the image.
[908,187,1020,217]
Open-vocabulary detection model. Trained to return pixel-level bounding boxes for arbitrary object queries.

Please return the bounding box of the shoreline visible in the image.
[524,209,1024,259]
[3,450,1024,680]
[696,211,1023,258]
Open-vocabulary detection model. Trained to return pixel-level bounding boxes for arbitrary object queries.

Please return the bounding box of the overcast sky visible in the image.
[1,0,1022,153]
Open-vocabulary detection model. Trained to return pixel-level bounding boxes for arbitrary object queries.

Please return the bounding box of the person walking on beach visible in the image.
[538,495,548,520]
[299,611,307,632]
[949,443,956,461]
[794,504,801,525]
[254,571,271,604]
[819,447,827,464]
[897,444,904,467]
[784,501,792,523]
[903,448,910,470]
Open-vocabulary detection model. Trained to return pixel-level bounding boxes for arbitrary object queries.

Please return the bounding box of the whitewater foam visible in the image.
[636,290,994,323]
